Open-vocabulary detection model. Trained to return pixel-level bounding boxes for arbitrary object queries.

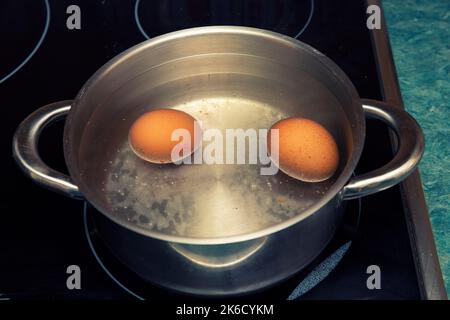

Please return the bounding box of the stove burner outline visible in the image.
[134,0,314,40]
[287,241,352,299]
[134,0,149,40]
[294,0,314,39]
[0,0,50,84]
[84,195,361,300]
[288,195,361,299]
[83,202,145,301]
[0,293,10,301]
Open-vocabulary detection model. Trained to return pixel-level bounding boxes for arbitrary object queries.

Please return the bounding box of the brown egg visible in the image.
[129,109,200,164]
[268,117,339,182]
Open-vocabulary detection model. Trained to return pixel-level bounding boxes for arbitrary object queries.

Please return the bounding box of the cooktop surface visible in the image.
[0,0,438,300]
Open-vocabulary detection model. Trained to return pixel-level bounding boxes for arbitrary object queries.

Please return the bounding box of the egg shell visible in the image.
[268,117,339,182]
[129,109,200,164]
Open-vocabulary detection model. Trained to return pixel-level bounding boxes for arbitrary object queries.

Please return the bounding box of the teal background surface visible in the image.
[383,0,450,295]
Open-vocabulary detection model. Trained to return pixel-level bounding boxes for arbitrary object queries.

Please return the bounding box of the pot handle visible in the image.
[12,100,83,199]
[342,99,424,200]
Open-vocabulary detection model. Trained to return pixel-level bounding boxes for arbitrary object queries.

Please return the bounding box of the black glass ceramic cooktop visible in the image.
[0,0,427,300]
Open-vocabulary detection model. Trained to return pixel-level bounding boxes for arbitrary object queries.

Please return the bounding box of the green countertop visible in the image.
[383,0,450,295]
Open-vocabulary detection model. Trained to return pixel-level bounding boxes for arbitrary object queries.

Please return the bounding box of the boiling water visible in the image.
[103,97,333,239]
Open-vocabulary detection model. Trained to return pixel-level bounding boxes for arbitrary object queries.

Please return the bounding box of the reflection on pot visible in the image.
[169,237,268,268]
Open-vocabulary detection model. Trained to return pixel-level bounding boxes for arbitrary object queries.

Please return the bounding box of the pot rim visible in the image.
[65,26,365,245]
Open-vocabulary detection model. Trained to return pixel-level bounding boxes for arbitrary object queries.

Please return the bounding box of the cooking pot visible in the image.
[13,27,424,296]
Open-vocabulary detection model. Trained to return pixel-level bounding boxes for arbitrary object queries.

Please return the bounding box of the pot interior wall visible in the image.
[65,29,362,241]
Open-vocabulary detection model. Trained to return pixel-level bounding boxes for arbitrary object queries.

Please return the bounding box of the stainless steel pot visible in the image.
[13,27,424,296]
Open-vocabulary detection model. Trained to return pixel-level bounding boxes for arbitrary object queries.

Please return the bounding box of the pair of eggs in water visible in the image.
[128,109,339,182]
